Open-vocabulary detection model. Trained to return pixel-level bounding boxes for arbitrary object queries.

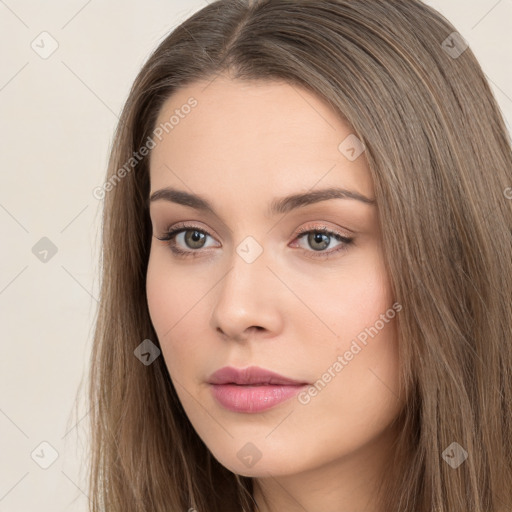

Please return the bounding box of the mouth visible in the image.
[208,366,309,413]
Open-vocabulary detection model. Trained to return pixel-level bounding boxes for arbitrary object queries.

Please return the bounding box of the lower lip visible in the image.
[210,384,307,413]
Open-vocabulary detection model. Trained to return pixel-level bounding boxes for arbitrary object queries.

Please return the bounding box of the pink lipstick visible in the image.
[208,366,308,413]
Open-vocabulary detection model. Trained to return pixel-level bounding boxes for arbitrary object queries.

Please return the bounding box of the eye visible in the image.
[291,226,354,259]
[155,223,218,258]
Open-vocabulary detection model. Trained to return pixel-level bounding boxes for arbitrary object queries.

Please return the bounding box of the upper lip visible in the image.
[208,366,308,386]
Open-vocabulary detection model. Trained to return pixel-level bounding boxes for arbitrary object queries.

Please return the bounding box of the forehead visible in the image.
[149,76,374,202]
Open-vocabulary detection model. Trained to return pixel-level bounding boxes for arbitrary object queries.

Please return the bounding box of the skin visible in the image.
[146,75,404,512]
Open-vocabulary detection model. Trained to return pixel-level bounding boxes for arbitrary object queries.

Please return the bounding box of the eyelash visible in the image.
[155,222,354,260]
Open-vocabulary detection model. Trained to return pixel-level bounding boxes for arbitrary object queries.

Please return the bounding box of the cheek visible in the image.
[294,251,400,407]
[292,267,401,461]
[314,265,401,425]
[146,252,171,337]
[145,249,213,375]
[146,247,203,334]
[295,251,395,353]
[146,251,187,372]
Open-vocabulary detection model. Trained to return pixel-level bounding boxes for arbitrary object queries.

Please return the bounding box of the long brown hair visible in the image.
[86,1,512,510]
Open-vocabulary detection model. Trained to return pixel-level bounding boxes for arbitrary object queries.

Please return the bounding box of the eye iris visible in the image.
[185,230,206,249]
[308,232,330,251]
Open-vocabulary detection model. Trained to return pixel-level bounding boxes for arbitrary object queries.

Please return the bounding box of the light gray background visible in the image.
[0,1,510,510]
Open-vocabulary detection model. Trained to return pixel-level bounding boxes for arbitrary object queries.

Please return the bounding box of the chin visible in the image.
[213,450,299,478]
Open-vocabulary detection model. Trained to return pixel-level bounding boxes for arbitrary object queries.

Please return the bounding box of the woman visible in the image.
[88,1,512,510]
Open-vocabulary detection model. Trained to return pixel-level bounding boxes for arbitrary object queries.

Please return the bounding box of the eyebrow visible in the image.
[148,186,376,216]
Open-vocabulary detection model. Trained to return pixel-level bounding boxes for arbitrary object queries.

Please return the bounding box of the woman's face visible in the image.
[146,76,403,481]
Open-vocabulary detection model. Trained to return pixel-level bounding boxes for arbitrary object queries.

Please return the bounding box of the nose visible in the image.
[209,243,284,342]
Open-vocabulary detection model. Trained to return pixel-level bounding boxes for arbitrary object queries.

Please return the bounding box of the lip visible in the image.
[208,366,309,413]
[208,365,307,386]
